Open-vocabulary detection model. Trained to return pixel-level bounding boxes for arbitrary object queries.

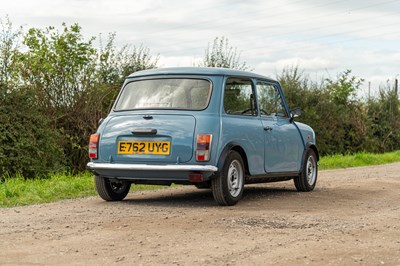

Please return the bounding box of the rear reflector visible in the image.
[196,134,212,161]
[89,134,99,159]
[188,173,204,182]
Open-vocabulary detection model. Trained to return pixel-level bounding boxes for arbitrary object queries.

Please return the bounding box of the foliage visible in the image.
[0,16,22,90]
[18,24,159,173]
[326,69,363,106]
[367,83,400,152]
[199,36,250,70]
[1,16,400,179]
[0,17,65,179]
[279,66,399,155]
[20,23,98,172]
[97,33,159,86]
[21,23,97,110]
[0,88,65,178]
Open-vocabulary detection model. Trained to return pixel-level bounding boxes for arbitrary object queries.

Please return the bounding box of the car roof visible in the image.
[127,67,276,82]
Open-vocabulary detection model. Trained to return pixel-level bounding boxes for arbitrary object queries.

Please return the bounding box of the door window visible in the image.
[256,82,287,117]
[224,78,256,116]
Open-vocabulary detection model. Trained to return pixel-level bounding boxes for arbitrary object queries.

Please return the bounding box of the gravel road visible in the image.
[1,163,399,266]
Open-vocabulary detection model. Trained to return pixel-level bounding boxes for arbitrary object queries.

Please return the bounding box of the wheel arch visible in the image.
[307,143,319,161]
[299,142,319,174]
[217,142,250,176]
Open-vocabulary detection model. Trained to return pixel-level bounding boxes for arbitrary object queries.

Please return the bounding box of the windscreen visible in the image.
[114,78,211,111]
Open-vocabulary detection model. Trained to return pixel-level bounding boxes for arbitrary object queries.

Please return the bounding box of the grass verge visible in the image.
[319,150,400,170]
[1,150,400,208]
[0,172,163,208]
[0,172,95,208]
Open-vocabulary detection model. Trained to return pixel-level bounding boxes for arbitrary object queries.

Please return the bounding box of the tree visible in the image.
[19,23,99,172]
[326,69,363,106]
[279,67,370,155]
[199,37,250,70]
[0,17,64,178]
[368,82,400,152]
[19,24,159,173]
[0,89,65,178]
[0,16,22,90]
[21,23,97,111]
[97,32,159,86]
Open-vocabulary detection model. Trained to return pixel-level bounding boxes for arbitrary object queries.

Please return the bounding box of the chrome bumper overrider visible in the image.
[87,162,218,172]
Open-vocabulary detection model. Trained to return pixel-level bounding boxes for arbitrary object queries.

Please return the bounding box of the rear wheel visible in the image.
[294,149,317,191]
[94,175,131,201]
[212,151,245,206]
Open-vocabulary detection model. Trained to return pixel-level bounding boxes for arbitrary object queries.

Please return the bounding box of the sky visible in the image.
[1,0,400,97]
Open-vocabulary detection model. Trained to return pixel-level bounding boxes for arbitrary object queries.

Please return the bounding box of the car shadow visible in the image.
[119,185,299,208]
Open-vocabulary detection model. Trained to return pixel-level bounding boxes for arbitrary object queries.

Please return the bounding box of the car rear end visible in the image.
[87,72,221,186]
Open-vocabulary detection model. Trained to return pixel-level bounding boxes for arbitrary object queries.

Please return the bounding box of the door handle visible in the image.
[264,126,273,131]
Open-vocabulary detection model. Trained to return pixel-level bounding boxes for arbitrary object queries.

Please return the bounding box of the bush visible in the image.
[19,25,159,173]
[279,66,400,155]
[368,85,400,152]
[0,89,65,178]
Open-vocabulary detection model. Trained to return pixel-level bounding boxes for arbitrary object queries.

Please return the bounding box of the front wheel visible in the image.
[294,149,318,192]
[94,175,131,201]
[212,151,245,206]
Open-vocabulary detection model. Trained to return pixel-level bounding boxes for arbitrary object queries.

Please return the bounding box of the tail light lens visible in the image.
[196,134,212,161]
[89,134,99,159]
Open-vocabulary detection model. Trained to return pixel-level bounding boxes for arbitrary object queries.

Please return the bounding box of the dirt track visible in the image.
[1,163,400,265]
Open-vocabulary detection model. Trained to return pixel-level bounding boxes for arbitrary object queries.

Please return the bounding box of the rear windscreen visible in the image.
[114,78,212,111]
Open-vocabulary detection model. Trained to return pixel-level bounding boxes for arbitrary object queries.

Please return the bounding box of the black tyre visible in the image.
[211,151,245,206]
[94,175,131,201]
[294,149,318,192]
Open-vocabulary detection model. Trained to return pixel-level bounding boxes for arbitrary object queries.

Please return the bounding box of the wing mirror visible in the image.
[290,107,302,122]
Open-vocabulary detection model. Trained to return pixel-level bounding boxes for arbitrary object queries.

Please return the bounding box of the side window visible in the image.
[224,78,256,116]
[256,82,287,117]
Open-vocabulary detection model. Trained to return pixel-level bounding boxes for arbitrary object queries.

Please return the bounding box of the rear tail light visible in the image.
[89,134,99,159]
[196,134,212,161]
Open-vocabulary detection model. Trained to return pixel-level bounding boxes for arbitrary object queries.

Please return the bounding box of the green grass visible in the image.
[0,172,163,208]
[1,150,400,208]
[319,150,400,170]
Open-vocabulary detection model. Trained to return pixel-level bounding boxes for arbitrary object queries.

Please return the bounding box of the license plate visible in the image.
[118,141,170,155]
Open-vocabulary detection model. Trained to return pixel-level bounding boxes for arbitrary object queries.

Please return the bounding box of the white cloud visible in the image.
[255,57,338,76]
[158,55,199,68]
[1,0,399,90]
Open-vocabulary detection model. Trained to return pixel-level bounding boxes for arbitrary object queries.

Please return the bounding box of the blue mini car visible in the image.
[87,67,318,206]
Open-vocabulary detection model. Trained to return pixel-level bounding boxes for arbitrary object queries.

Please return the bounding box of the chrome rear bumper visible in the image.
[87,162,218,172]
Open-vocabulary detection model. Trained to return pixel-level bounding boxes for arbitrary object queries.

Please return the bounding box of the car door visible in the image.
[256,81,303,173]
[221,77,265,175]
